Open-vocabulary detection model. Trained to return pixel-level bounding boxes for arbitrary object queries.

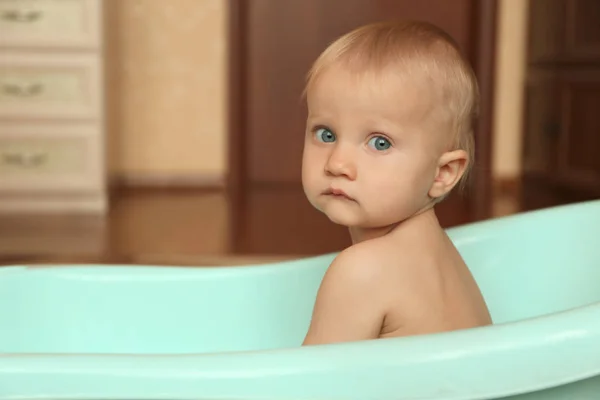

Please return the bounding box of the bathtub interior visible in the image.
[0,200,599,356]
[452,200,600,324]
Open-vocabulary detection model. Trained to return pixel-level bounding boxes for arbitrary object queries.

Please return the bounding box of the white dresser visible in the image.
[0,0,106,213]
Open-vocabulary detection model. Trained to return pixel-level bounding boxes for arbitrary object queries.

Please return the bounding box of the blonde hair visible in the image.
[303,20,479,192]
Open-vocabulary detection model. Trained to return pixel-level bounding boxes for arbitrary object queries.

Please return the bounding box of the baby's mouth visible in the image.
[322,188,355,201]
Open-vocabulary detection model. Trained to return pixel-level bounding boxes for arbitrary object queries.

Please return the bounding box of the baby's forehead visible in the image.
[308,63,440,111]
[306,33,460,97]
[307,63,454,139]
[312,53,447,91]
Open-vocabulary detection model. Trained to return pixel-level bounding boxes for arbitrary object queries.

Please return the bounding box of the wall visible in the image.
[105,0,227,183]
[104,0,525,184]
[492,0,529,180]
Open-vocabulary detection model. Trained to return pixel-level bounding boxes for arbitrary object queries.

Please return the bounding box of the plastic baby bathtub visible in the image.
[1,200,600,400]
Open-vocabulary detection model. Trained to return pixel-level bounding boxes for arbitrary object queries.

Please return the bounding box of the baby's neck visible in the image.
[348,207,439,244]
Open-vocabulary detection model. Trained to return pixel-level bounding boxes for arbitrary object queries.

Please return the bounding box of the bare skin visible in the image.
[300,61,492,345]
[302,208,492,345]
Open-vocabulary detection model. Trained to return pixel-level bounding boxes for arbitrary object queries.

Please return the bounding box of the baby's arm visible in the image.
[302,246,389,345]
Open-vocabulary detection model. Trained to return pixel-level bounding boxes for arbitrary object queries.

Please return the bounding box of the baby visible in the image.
[301,20,492,345]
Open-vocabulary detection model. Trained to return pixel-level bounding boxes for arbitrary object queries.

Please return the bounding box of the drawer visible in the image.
[0,122,104,192]
[0,51,101,119]
[0,0,100,48]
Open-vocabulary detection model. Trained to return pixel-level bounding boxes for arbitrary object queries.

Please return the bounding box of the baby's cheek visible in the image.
[371,172,408,191]
[370,175,423,207]
[301,160,318,183]
[369,179,409,206]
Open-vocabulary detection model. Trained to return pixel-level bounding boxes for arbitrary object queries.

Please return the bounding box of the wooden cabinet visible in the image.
[522,72,561,176]
[0,0,106,213]
[0,0,101,47]
[528,0,600,63]
[522,0,600,210]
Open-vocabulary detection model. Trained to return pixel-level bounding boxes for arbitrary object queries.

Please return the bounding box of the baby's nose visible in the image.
[325,145,357,180]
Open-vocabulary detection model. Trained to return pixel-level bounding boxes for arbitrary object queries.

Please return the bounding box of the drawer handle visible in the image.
[2,83,44,97]
[1,152,48,168]
[1,9,43,23]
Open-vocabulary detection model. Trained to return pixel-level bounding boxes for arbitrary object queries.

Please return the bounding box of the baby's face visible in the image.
[302,64,445,228]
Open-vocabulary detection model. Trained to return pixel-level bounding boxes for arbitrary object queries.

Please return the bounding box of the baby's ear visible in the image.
[428,149,468,199]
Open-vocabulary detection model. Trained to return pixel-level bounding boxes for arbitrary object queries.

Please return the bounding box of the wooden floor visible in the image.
[0,188,236,266]
[0,186,521,267]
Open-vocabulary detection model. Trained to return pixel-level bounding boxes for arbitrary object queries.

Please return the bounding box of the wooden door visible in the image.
[522,0,600,211]
[228,0,497,255]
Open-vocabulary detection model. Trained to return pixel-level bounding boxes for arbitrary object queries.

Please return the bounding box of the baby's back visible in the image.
[375,222,492,338]
[301,211,493,346]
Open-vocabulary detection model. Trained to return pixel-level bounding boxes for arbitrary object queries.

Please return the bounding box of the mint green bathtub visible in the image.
[1,200,599,399]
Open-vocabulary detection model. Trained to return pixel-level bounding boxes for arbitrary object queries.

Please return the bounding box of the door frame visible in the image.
[226,0,498,250]
[468,0,498,221]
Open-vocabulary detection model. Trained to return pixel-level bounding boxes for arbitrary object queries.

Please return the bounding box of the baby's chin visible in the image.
[317,204,368,227]
[324,213,360,227]
[321,203,412,229]
[307,193,402,227]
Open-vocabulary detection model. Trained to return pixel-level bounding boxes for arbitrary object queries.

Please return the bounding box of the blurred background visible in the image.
[0,0,598,265]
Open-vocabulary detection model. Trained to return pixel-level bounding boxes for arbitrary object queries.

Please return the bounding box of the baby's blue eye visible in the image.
[315,128,336,143]
[368,136,391,151]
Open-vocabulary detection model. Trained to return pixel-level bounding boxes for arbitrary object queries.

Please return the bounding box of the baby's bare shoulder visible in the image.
[301,240,395,344]
[325,237,418,290]
[340,234,446,300]
[314,238,410,312]
[330,238,400,276]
